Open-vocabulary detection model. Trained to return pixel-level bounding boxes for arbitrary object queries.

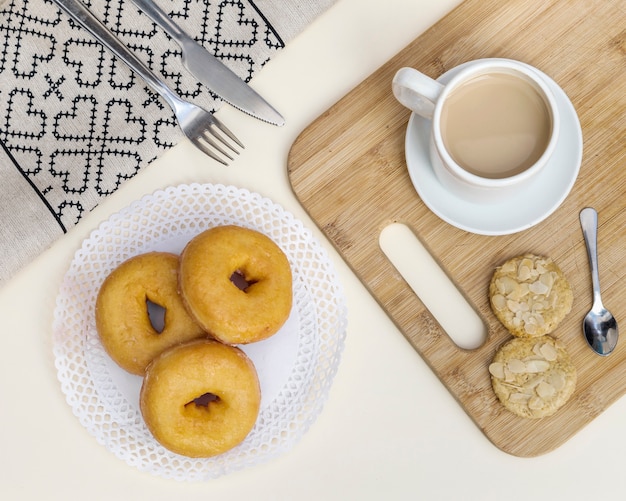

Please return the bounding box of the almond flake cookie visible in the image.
[489,335,576,419]
[489,254,573,337]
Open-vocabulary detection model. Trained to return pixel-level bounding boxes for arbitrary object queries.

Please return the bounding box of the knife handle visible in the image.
[132,0,188,44]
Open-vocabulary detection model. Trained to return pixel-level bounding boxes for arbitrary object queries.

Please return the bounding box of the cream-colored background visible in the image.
[3,0,626,499]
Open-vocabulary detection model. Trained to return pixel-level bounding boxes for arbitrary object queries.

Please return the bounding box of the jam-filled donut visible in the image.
[95,252,206,375]
[179,225,293,344]
[140,339,261,457]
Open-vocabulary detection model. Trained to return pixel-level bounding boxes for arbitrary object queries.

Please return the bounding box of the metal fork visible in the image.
[51,0,242,164]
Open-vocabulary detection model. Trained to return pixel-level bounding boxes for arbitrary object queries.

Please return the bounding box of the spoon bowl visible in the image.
[583,304,619,356]
[579,207,618,356]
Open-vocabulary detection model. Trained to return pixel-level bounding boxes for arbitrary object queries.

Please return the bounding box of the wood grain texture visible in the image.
[288,0,625,456]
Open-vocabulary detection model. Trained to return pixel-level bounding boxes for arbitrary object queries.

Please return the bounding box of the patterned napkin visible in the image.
[0,0,336,284]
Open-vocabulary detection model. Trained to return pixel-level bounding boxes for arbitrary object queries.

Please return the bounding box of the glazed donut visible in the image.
[140,339,261,457]
[95,252,206,375]
[179,225,293,344]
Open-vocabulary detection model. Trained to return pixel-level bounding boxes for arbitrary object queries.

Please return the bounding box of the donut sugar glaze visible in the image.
[179,225,293,344]
[95,252,206,375]
[140,339,261,457]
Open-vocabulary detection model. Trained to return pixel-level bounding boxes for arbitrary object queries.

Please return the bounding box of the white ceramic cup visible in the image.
[392,59,560,203]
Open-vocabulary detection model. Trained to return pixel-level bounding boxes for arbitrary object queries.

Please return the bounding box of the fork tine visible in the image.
[193,139,229,165]
[200,131,235,160]
[211,115,244,149]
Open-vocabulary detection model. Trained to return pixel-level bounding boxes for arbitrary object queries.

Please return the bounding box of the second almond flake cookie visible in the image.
[489,335,577,419]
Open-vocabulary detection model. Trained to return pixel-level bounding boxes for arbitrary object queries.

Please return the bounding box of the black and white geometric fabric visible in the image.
[0,0,336,283]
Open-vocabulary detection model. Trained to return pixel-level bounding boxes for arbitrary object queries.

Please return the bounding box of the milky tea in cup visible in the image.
[441,72,552,178]
[392,59,560,203]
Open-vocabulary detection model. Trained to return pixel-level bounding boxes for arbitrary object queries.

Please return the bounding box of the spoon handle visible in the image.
[579,207,602,305]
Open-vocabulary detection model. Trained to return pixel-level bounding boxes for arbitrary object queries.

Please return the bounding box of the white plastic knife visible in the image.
[132,0,284,126]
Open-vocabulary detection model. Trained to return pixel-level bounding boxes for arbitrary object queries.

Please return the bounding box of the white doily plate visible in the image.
[52,184,347,481]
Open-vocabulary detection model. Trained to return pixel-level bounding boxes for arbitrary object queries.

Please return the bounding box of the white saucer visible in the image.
[405,59,583,236]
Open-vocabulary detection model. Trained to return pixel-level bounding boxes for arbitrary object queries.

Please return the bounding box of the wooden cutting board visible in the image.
[287,0,625,457]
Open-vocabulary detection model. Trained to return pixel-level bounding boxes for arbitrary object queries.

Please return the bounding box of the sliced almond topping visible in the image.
[525,359,550,373]
[501,260,516,274]
[518,264,532,281]
[510,392,531,403]
[529,280,550,295]
[497,276,519,295]
[523,375,544,391]
[507,358,526,373]
[523,355,545,362]
[540,270,555,288]
[521,257,534,268]
[507,299,523,313]
[489,362,505,379]
[492,294,507,311]
[539,343,558,361]
[524,321,538,335]
[522,312,545,334]
[549,371,566,390]
[518,283,530,298]
[507,287,524,301]
[536,381,556,399]
[528,396,544,410]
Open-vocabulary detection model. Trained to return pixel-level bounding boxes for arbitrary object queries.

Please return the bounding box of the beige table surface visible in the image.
[3,0,626,499]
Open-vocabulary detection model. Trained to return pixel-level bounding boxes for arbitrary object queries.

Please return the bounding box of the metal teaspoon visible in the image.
[579,207,618,356]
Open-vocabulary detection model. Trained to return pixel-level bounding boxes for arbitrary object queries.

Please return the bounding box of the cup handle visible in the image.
[392,67,444,119]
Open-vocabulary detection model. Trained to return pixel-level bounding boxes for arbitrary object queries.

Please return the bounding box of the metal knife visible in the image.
[132,0,285,126]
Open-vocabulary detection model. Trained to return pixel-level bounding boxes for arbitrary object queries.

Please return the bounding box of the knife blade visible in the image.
[132,0,284,126]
